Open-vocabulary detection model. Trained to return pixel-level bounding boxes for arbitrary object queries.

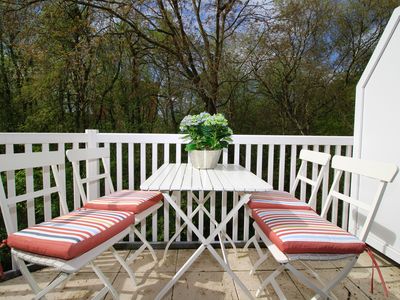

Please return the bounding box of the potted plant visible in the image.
[180,112,233,169]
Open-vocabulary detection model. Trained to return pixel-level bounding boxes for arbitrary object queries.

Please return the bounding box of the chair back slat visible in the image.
[300,149,331,166]
[66,147,110,162]
[0,151,67,235]
[322,155,398,241]
[332,156,397,182]
[290,150,331,208]
[0,151,64,172]
[66,147,115,205]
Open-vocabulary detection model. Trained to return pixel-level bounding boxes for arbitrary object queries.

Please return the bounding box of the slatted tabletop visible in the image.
[140,163,272,192]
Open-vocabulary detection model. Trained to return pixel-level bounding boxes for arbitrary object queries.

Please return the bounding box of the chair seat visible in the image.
[84,190,163,214]
[248,190,312,210]
[252,208,365,254]
[7,209,134,260]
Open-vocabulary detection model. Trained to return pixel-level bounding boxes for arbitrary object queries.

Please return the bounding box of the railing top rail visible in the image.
[96,133,353,145]
[0,132,353,146]
[0,132,88,144]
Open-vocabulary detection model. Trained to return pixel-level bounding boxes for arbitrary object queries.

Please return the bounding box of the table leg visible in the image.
[158,192,254,300]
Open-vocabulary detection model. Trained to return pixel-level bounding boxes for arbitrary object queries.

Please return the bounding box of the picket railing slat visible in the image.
[300,145,308,201]
[290,145,297,190]
[268,145,274,188]
[278,144,286,191]
[42,143,52,220]
[128,143,134,190]
[342,145,352,229]
[233,144,240,241]
[72,142,81,209]
[116,143,122,191]
[24,144,35,227]
[332,145,342,225]
[322,145,330,210]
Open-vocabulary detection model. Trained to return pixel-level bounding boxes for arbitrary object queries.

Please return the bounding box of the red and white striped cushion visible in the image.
[7,209,134,260]
[84,190,163,214]
[252,208,365,254]
[248,190,311,210]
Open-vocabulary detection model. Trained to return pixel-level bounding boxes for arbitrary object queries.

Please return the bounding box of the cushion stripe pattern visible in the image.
[253,209,366,254]
[84,190,163,214]
[248,190,311,210]
[7,209,134,260]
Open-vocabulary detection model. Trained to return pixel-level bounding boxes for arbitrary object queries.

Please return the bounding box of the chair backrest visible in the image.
[0,151,67,235]
[66,147,114,205]
[321,155,398,241]
[290,149,331,208]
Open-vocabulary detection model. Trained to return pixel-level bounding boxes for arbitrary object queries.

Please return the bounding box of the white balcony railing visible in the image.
[0,130,353,273]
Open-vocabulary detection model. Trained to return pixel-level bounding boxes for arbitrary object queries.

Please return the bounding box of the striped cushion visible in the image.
[84,190,163,214]
[7,209,134,260]
[248,191,311,210]
[253,208,365,254]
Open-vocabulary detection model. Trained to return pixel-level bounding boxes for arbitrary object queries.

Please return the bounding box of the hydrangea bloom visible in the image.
[179,112,233,151]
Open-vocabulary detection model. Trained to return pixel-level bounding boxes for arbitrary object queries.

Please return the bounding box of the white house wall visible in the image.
[353,7,400,263]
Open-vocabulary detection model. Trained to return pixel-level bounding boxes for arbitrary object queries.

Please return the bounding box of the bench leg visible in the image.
[90,261,119,300]
[110,246,136,287]
[15,255,72,300]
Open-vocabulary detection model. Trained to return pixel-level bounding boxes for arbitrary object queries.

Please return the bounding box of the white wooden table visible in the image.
[140,163,272,299]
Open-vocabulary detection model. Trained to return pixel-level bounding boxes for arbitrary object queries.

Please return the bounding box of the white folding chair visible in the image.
[251,156,397,299]
[0,151,133,300]
[66,147,163,265]
[244,149,331,274]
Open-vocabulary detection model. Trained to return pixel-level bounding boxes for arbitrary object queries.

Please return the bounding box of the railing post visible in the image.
[85,129,100,200]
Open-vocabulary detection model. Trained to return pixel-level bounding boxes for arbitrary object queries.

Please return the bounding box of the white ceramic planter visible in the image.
[189,150,222,169]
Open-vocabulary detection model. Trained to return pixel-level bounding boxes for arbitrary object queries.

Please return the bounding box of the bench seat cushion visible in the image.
[7,209,134,260]
[248,191,311,210]
[84,190,163,214]
[252,208,365,254]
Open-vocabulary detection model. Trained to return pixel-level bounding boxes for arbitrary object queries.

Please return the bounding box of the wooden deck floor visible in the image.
[0,249,399,299]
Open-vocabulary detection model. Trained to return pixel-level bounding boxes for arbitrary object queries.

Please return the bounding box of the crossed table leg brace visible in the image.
[156,191,254,300]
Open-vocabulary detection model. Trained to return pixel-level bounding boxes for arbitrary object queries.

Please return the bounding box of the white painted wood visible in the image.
[290,145,297,190]
[102,143,111,196]
[159,164,181,191]
[268,145,274,187]
[342,146,352,229]
[256,144,263,178]
[0,151,66,235]
[335,156,397,182]
[85,129,100,201]
[278,145,286,190]
[187,191,193,241]
[322,156,397,242]
[322,145,330,208]
[72,143,81,210]
[116,143,122,191]
[140,143,146,184]
[0,151,65,172]
[170,164,187,191]
[300,145,308,201]
[140,163,169,191]
[42,144,52,220]
[200,169,213,190]
[180,164,193,191]
[66,147,109,161]
[245,144,251,171]
[24,144,35,227]
[206,169,224,191]
[128,143,134,190]
[151,143,158,241]
[0,130,356,272]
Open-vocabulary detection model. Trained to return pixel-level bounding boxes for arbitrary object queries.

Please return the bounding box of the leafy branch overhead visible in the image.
[0,0,397,134]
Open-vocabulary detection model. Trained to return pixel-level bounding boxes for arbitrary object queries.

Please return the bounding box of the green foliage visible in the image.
[180,112,233,151]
